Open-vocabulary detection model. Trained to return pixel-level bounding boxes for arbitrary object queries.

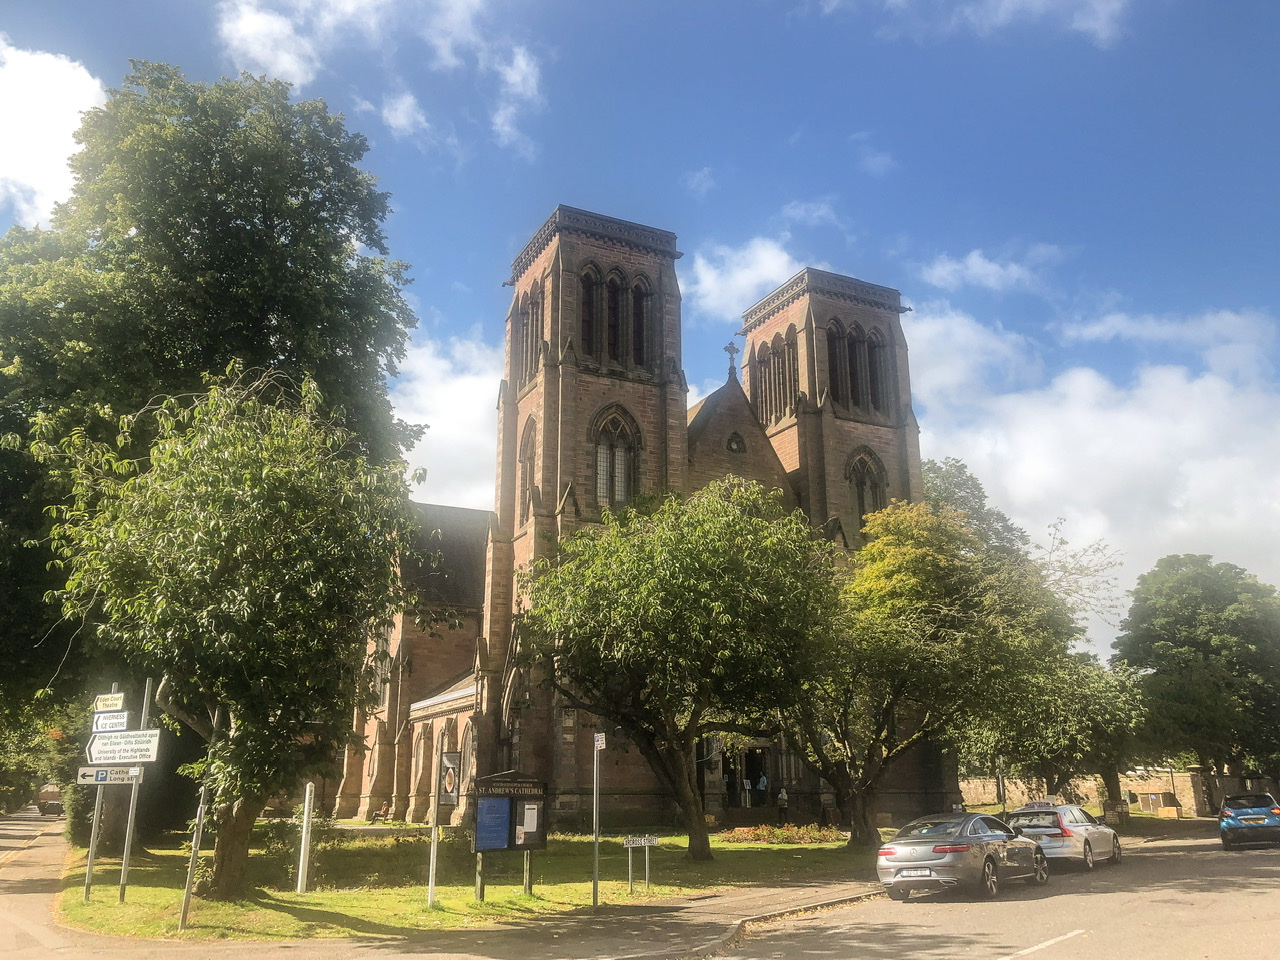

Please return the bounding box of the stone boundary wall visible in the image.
[961,770,1280,818]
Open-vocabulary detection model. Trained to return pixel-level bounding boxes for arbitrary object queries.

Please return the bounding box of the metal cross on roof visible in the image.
[724,341,739,378]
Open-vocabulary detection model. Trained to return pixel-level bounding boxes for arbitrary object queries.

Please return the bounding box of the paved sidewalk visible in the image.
[1,807,882,960]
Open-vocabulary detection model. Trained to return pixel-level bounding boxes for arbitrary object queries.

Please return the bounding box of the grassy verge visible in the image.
[59,827,874,941]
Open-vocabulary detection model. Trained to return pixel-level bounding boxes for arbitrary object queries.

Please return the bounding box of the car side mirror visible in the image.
[1012,826,1024,836]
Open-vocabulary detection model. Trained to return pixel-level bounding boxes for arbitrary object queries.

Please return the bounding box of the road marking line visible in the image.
[997,929,1086,959]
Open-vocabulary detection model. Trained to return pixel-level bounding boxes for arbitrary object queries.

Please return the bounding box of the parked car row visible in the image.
[877,801,1120,901]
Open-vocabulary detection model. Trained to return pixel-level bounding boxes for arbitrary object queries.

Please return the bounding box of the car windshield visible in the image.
[1007,811,1058,829]
[895,817,966,839]
[1224,794,1276,810]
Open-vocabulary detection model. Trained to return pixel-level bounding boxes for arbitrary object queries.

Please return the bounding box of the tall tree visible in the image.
[1,61,417,719]
[1113,554,1280,776]
[38,370,418,899]
[517,478,840,861]
[782,501,1077,845]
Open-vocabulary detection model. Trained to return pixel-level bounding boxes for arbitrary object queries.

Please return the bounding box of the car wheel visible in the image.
[1081,840,1094,870]
[1109,837,1122,864]
[979,859,1000,899]
[887,886,909,901]
[1029,850,1050,885]
[1221,835,1234,851]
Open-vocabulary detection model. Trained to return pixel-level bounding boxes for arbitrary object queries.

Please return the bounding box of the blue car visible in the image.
[1218,793,1280,849]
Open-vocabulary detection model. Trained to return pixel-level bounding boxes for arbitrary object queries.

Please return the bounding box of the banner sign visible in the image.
[440,752,461,805]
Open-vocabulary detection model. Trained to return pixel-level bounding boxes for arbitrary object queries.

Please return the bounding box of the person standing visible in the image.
[777,787,789,825]
[757,772,768,808]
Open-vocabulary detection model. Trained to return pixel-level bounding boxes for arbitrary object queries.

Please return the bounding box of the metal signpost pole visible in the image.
[593,732,604,908]
[83,681,117,903]
[296,781,315,894]
[180,706,222,931]
[427,726,445,908]
[118,676,151,902]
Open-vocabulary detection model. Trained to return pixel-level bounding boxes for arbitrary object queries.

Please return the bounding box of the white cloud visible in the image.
[490,44,541,155]
[848,131,895,176]
[217,0,323,86]
[423,0,486,69]
[381,90,429,136]
[781,199,841,228]
[390,331,504,510]
[0,36,106,227]
[908,302,1280,652]
[920,243,1062,293]
[686,236,811,324]
[823,0,1132,47]
[683,166,716,199]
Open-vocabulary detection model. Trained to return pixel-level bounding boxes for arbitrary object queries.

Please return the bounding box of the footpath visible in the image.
[0,806,883,960]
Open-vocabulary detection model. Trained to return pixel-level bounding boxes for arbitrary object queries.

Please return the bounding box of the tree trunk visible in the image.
[1099,768,1122,805]
[840,788,880,848]
[669,746,713,861]
[210,795,264,900]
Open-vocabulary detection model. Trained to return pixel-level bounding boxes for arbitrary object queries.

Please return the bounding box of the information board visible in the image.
[475,796,512,851]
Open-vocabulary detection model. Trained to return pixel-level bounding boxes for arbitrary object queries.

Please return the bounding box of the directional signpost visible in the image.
[77,766,144,785]
[85,729,160,764]
[92,711,129,733]
[93,692,125,712]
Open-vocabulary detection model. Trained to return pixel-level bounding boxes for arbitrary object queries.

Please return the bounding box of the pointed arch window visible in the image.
[606,276,623,363]
[845,447,889,529]
[826,324,846,405]
[580,272,599,359]
[592,407,640,510]
[631,282,648,368]
[518,419,537,525]
[518,287,541,388]
[868,331,889,413]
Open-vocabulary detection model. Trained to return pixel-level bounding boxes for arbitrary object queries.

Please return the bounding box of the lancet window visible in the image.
[517,419,537,525]
[592,406,640,510]
[845,447,889,528]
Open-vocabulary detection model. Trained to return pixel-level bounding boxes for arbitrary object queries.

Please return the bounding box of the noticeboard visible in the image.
[475,796,512,851]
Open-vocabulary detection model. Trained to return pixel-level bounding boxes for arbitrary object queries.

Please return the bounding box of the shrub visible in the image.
[717,823,846,844]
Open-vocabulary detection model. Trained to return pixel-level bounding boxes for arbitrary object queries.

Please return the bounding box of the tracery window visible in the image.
[517,286,541,387]
[845,447,888,529]
[592,407,640,510]
[517,419,536,525]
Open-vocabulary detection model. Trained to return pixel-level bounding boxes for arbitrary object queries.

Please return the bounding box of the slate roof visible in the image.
[402,502,492,609]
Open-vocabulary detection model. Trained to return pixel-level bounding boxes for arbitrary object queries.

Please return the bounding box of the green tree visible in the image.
[1,60,417,731]
[38,370,418,899]
[958,654,1146,801]
[1113,554,1280,777]
[782,501,1076,845]
[517,478,840,861]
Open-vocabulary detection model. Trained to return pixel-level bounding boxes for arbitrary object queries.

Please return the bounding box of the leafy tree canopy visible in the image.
[37,368,419,898]
[1113,554,1280,776]
[517,477,840,860]
[782,500,1078,845]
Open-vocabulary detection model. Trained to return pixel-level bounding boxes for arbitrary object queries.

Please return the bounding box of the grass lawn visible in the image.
[59,826,874,941]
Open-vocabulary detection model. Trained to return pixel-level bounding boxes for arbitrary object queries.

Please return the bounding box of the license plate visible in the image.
[1241,817,1265,824]
[899,868,930,877]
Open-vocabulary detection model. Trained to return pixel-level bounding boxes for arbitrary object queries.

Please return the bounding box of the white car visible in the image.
[1005,801,1120,869]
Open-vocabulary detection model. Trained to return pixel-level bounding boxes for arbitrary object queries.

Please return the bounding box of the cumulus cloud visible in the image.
[907,302,1280,650]
[682,166,716,199]
[390,331,504,510]
[381,90,429,136]
[821,0,1132,47]
[216,0,542,153]
[0,36,106,227]
[686,236,811,324]
[920,243,1062,293]
[490,44,541,154]
[781,199,841,228]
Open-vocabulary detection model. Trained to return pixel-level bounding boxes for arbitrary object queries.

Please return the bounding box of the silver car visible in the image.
[1005,802,1120,869]
[877,813,1049,900]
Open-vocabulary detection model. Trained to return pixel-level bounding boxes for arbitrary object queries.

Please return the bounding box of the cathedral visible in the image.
[334,205,954,828]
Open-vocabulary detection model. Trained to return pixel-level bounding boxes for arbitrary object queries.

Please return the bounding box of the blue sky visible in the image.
[3,1,1279,650]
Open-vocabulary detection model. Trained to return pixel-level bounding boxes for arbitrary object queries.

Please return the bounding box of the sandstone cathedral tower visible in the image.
[336,206,953,828]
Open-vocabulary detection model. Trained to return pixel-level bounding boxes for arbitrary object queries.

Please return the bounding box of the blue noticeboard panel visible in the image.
[475,796,512,851]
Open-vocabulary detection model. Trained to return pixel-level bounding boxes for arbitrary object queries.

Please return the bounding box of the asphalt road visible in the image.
[720,828,1280,960]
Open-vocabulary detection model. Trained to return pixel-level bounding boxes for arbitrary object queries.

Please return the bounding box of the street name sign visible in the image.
[92,711,129,732]
[85,729,159,764]
[77,766,144,785]
[93,692,125,712]
[623,835,659,847]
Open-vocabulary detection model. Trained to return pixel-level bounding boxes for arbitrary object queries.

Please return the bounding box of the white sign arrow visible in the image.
[92,711,129,732]
[85,729,159,764]
[93,692,125,712]
[77,766,145,785]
